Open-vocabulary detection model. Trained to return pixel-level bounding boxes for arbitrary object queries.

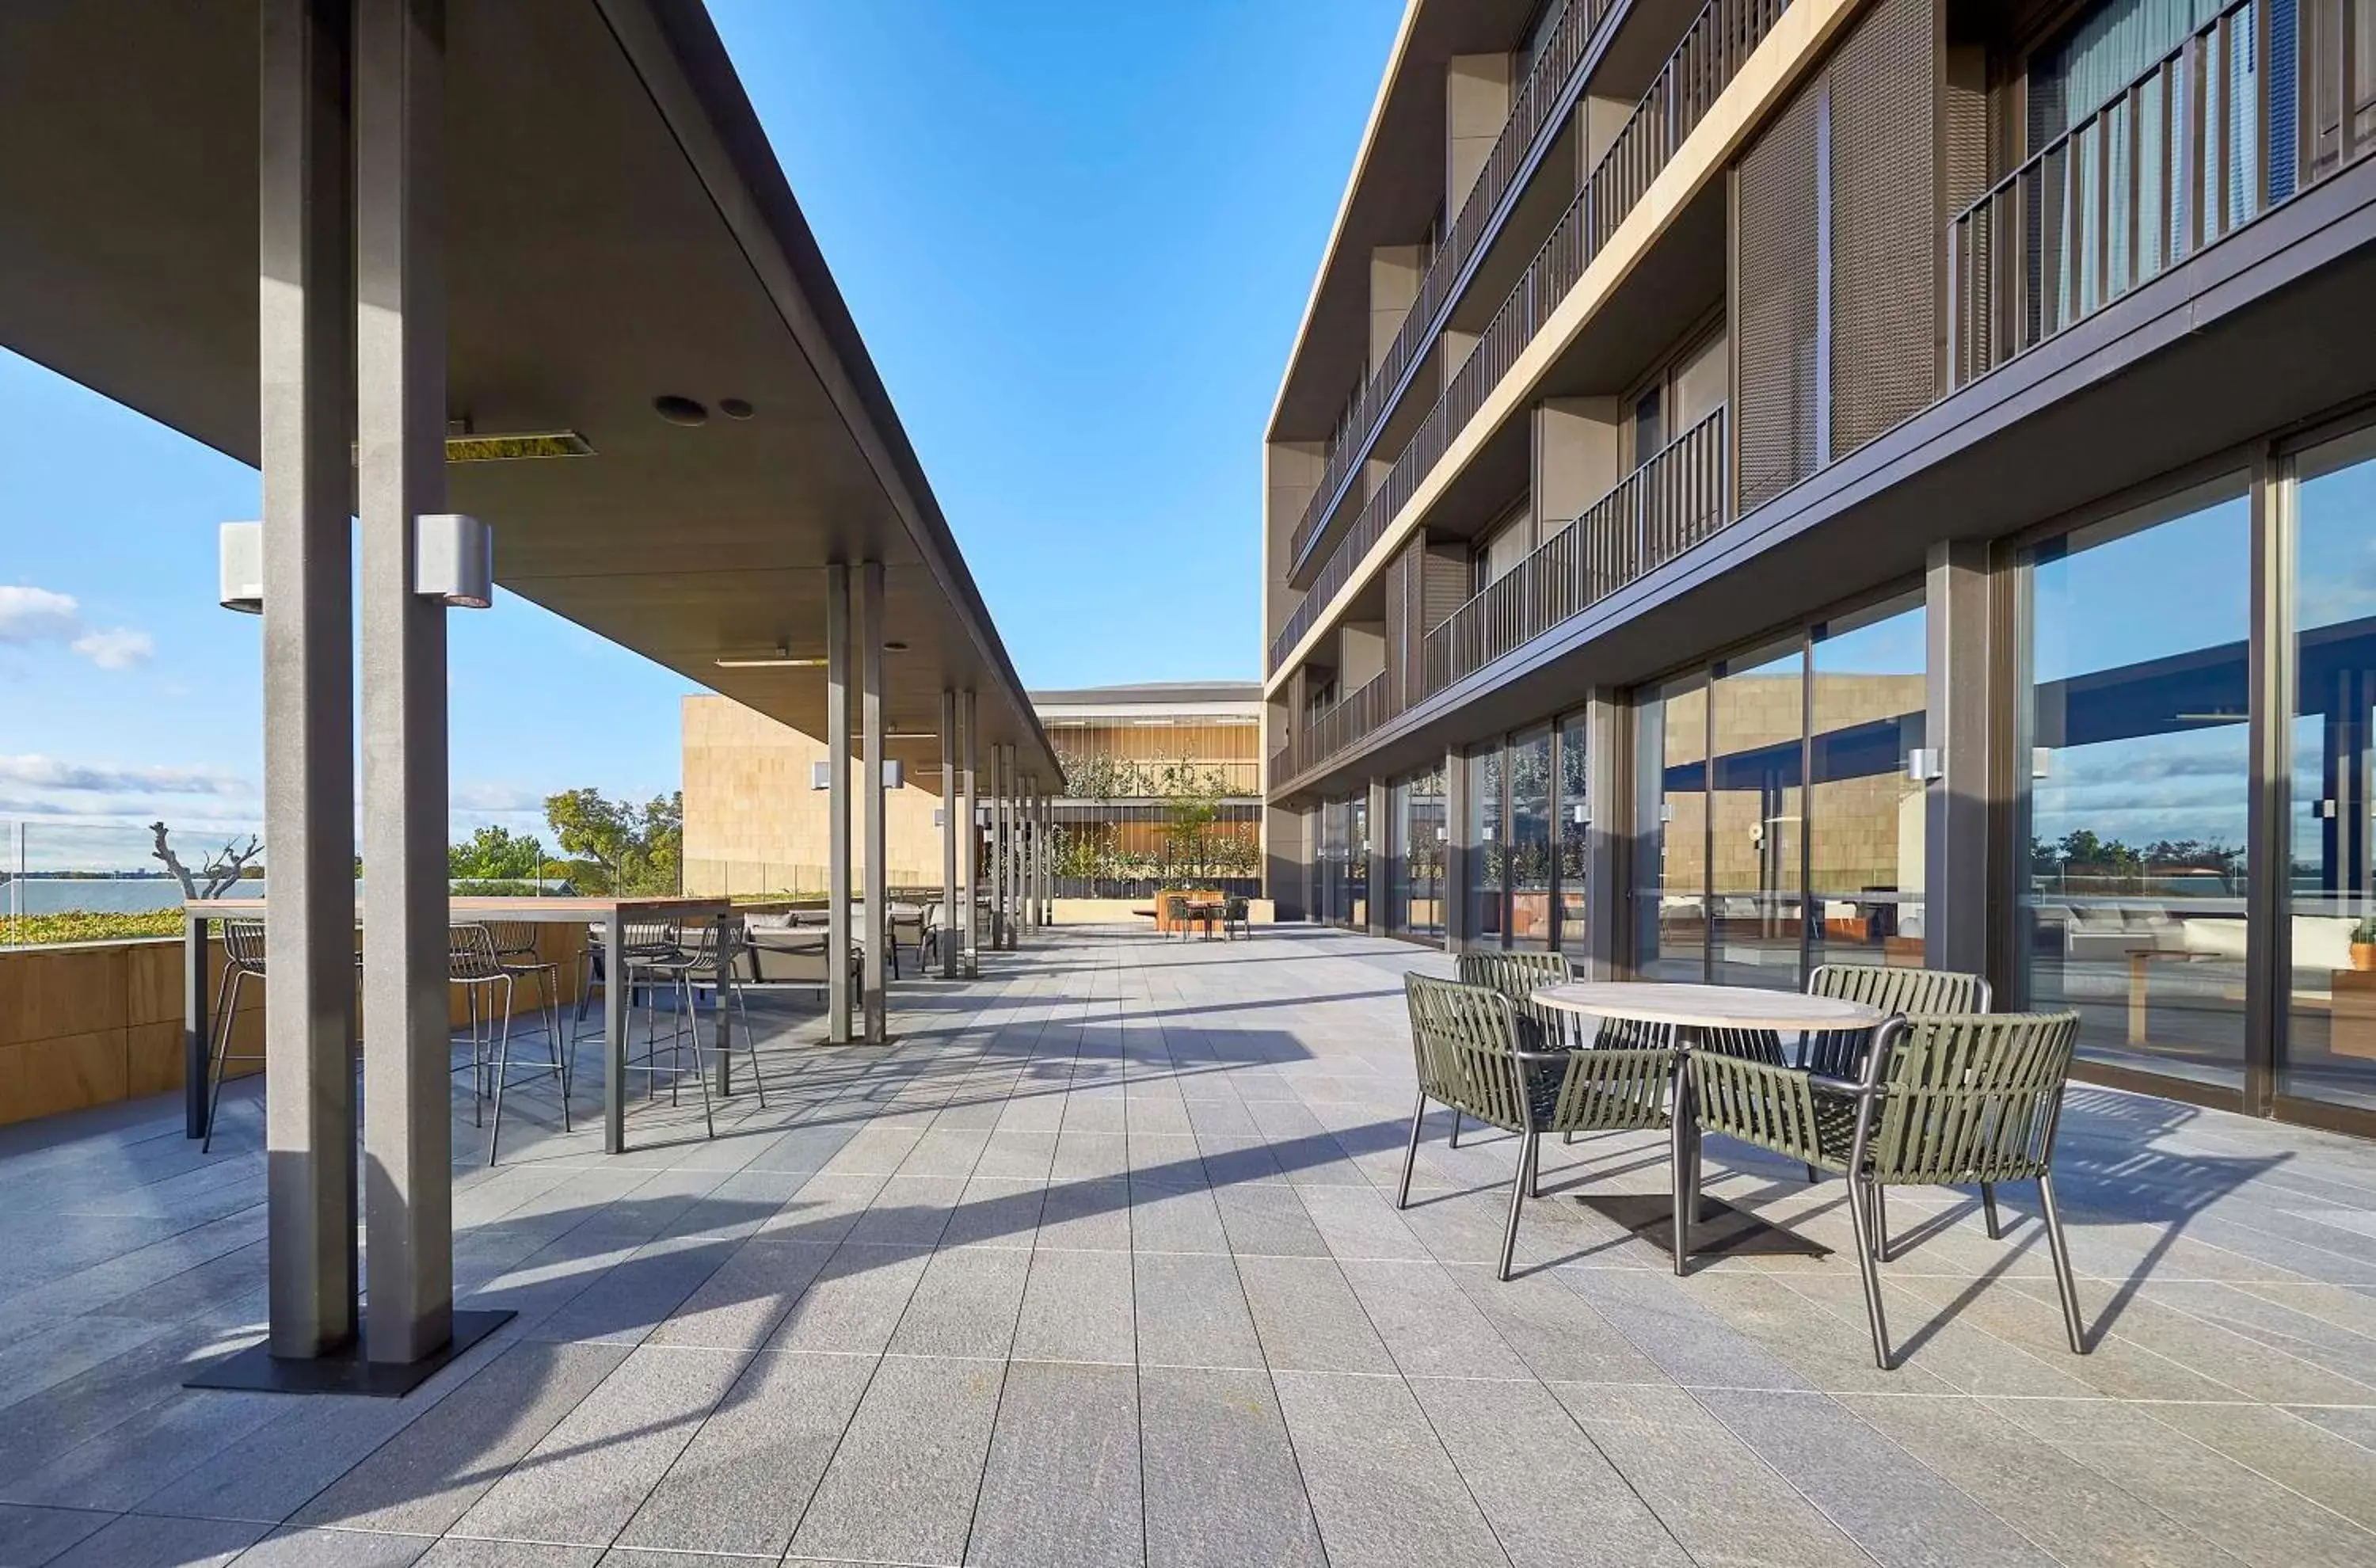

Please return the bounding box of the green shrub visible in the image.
[6,910,185,945]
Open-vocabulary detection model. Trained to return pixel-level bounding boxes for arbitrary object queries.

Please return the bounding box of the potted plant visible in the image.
[2353,915,2376,971]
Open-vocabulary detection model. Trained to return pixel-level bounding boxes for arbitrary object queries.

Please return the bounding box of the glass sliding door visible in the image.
[1508,727,1555,949]
[1466,744,1506,947]
[1632,677,1708,981]
[1556,711,1590,951]
[1347,794,1369,930]
[1318,799,1350,927]
[1399,764,1447,940]
[1808,593,1928,972]
[1709,638,1807,990]
[2286,427,2376,1113]
[2018,477,2252,1090]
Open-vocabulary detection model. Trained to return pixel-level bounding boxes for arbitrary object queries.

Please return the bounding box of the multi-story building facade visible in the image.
[1036,683,1263,894]
[1261,0,2376,1136]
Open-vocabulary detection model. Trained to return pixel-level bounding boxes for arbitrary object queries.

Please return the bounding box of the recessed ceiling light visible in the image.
[444,429,595,462]
[714,643,824,668]
[883,640,909,653]
[654,395,708,426]
[718,398,755,420]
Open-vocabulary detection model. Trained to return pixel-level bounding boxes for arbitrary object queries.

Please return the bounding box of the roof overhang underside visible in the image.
[0,0,1060,793]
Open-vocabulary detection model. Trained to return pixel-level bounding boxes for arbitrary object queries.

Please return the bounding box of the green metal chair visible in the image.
[1398,974,1674,1280]
[1456,951,1578,1135]
[1685,1009,2088,1369]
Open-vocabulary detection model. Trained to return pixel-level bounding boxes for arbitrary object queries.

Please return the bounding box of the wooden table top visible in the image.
[1531,982,1887,1032]
[186,896,733,923]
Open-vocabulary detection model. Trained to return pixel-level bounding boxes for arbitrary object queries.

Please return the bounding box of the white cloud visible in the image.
[0,755,247,797]
[0,586,82,643]
[0,584,154,669]
[69,628,154,669]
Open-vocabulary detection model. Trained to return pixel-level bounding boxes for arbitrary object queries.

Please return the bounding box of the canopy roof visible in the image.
[0,0,1060,791]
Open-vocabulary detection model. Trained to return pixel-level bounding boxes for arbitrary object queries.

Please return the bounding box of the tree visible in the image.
[149,822,262,899]
[543,788,682,896]
[447,824,550,881]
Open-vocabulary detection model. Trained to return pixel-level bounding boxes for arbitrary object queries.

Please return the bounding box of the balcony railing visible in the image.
[1275,672,1393,784]
[1270,0,1787,676]
[1421,406,1727,699]
[1950,0,2373,385]
[1286,0,1620,581]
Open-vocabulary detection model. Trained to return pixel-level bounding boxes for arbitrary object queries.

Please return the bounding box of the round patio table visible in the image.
[1530,982,1889,1272]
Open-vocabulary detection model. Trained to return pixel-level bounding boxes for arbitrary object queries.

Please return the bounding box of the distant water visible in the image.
[7,879,229,915]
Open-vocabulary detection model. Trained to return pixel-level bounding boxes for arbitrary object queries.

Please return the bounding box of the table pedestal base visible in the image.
[185,1308,513,1398]
[1573,1194,1830,1259]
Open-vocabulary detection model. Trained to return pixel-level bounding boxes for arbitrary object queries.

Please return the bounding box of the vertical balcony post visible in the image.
[825,562,852,1042]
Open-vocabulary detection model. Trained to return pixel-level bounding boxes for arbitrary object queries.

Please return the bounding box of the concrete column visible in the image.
[1041,791,1053,925]
[258,0,357,1361]
[998,747,1016,949]
[825,563,852,1042]
[1581,692,1628,980]
[356,0,450,1367]
[941,690,958,979]
[1925,539,1992,979]
[1444,745,1468,953]
[1262,804,1305,922]
[859,561,888,1042]
[961,690,980,977]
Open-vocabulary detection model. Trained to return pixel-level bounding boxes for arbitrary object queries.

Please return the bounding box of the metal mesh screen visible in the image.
[1829,0,1939,459]
[1735,87,1821,513]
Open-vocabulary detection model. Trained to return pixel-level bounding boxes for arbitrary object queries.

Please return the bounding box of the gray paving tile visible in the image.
[1297,1185,1434,1260]
[645,1239,834,1350]
[126,1378,443,1524]
[0,1503,111,1566]
[1236,1254,1398,1374]
[1548,1383,1868,1568]
[230,1528,433,1567]
[788,1356,1006,1566]
[2145,1399,2376,1533]
[939,1176,1046,1248]
[1211,1184,1331,1258]
[1338,1257,1529,1380]
[762,1243,931,1356]
[1014,1246,1136,1364]
[415,1543,597,1567]
[613,1349,875,1557]
[1562,1264,1814,1390]
[1270,1369,1507,1568]
[967,1361,1142,1566]
[1409,1376,1692,1567]
[449,1344,745,1547]
[1035,1178,1134,1249]
[294,1342,634,1536]
[2,1386,290,1512]
[1128,1182,1230,1253]
[1133,1252,1262,1370]
[520,1233,740,1345]
[1138,1366,1324,1568]
[41,1513,265,1566]
[890,1245,1030,1359]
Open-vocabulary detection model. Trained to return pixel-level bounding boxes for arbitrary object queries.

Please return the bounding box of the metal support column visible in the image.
[356,0,451,1369]
[961,690,980,977]
[1582,692,1627,980]
[257,0,359,1361]
[1925,539,1993,980]
[991,745,1008,950]
[859,561,889,1043]
[1444,745,1469,953]
[941,690,959,978]
[1366,777,1389,936]
[825,562,853,1043]
[1040,790,1053,927]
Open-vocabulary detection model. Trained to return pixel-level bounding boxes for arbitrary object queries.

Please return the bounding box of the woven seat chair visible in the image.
[1453,951,1572,1145]
[451,923,572,1165]
[1684,1009,2087,1369]
[1398,974,1674,1280]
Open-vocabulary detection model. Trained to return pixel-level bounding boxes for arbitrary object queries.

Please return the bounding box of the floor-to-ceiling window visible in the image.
[2017,476,2252,1090]
[1557,711,1591,951]
[1632,676,1709,981]
[1508,726,1555,949]
[1347,794,1369,930]
[1709,638,1806,990]
[1808,592,1928,972]
[2287,427,2376,1113]
[1465,745,1506,946]
[1393,764,1447,940]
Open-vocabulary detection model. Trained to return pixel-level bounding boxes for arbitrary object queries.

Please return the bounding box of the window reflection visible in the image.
[1557,712,1590,951]
[1809,593,1927,972]
[1710,639,1807,990]
[1393,765,1447,940]
[1509,727,1555,949]
[2287,428,2376,1112]
[1633,676,1708,981]
[2019,478,2251,1089]
[1467,746,1505,946]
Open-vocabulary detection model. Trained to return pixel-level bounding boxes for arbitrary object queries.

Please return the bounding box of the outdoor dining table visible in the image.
[1529,981,1889,1263]
[183,895,737,1155]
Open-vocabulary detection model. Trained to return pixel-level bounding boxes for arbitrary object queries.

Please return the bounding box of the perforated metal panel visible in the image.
[1735,89,1821,513]
[1830,0,1939,459]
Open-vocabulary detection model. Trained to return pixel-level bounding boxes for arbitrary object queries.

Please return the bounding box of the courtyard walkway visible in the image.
[1,926,2374,1566]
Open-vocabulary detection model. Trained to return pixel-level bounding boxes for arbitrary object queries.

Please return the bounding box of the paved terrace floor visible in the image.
[2,927,2376,1567]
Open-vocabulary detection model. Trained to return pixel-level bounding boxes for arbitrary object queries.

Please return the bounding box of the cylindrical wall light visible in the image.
[217,514,493,611]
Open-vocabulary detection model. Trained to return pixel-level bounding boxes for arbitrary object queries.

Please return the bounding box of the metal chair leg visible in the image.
[1871,1183,1891,1262]
[1670,1060,1698,1277]
[1980,1181,2001,1239]
[1525,1127,1544,1200]
[200,965,246,1153]
[487,975,515,1166]
[732,976,766,1109]
[1396,1090,1426,1209]
[1447,1107,1462,1149]
[1845,1171,1893,1370]
[2037,1173,2089,1355]
[1498,1134,1528,1281]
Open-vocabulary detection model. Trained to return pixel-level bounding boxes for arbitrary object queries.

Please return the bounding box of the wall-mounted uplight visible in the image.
[810,759,906,790]
[219,513,492,611]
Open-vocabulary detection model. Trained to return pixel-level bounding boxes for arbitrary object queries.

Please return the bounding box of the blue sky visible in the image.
[0,2,1396,865]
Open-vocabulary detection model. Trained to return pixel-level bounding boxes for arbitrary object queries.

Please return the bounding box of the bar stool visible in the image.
[200,919,268,1153]
[648,919,767,1121]
[483,919,567,1097]
[451,922,571,1164]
